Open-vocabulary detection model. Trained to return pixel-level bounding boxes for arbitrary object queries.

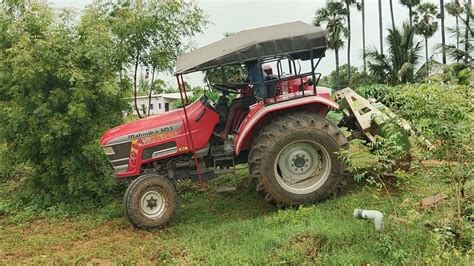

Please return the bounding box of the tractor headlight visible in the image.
[103,146,115,155]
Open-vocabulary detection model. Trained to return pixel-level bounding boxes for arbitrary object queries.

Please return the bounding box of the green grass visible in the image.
[1,146,472,264]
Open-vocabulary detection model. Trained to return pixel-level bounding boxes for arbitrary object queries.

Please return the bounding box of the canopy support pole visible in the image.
[176,74,204,188]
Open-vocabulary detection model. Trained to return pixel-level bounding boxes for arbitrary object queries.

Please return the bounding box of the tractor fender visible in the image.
[234,95,339,155]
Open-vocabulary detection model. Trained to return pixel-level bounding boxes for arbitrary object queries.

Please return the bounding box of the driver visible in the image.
[214,61,268,140]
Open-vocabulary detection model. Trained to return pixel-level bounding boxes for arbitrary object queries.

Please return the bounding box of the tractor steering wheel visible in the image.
[212,83,247,94]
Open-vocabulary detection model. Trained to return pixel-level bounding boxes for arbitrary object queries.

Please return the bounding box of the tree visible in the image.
[389,0,396,30]
[104,0,208,118]
[361,0,367,73]
[445,0,464,52]
[400,0,421,27]
[320,64,375,88]
[464,0,472,61]
[0,2,129,205]
[441,0,473,66]
[440,0,447,64]
[366,23,422,84]
[314,2,348,89]
[342,0,359,85]
[414,3,439,77]
[378,0,384,54]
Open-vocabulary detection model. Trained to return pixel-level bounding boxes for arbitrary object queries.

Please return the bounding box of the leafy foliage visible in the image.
[0,0,207,210]
[101,0,208,118]
[319,64,376,89]
[353,83,473,218]
[313,2,348,89]
[0,2,129,207]
[366,23,422,84]
[414,3,439,76]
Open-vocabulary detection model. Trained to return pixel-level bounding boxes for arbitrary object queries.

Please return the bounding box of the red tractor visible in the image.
[100,22,358,229]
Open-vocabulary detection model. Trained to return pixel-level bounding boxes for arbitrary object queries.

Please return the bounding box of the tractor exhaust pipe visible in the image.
[353,208,384,231]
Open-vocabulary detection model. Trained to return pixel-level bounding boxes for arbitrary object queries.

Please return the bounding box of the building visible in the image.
[128,92,193,117]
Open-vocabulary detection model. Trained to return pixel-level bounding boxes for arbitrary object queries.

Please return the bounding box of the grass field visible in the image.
[0,144,472,264]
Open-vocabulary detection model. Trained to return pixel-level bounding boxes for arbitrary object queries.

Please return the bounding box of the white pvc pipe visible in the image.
[353,209,384,231]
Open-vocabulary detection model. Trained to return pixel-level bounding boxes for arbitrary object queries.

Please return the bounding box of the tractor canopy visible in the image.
[175,21,327,74]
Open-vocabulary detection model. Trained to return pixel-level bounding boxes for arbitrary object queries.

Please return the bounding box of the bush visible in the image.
[0,4,129,209]
[354,83,473,218]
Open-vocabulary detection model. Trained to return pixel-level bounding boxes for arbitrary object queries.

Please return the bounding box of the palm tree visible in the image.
[366,23,422,84]
[314,2,348,89]
[389,0,396,30]
[361,0,367,73]
[440,0,447,64]
[342,0,359,85]
[465,0,472,60]
[400,0,421,27]
[414,3,439,77]
[378,0,384,54]
[445,0,464,51]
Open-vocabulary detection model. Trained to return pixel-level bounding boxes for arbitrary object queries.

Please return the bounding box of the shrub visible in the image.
[354,83,473,219]
[0,3,128,208]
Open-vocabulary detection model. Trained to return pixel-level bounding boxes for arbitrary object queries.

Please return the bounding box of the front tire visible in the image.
[249,112,347,206]
[123,173,177,230]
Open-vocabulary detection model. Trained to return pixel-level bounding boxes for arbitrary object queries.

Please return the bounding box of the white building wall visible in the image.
[127,92,192,117]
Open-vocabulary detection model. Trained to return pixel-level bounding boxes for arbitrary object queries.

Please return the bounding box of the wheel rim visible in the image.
[140,189,165,219]
[274,140,332,195]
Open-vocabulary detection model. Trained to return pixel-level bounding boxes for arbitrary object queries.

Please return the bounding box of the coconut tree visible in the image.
[400,0,421,27]
[361,0,367,73]
[414,3,439,77]
[342,0,359,84]
[366,23,423,84]
[439,1,473,67]
[378,0,384,54]
[314,2,348,89]
[464,0,472,59]
[389,0,396,30]
[440,0,447,64]
[445,0,464,51]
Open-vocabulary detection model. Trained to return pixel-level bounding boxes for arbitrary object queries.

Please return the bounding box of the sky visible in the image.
[50,0,461,87]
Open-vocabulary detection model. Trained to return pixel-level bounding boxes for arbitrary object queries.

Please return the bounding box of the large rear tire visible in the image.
[123,173,176,230]
[249,112,347,206]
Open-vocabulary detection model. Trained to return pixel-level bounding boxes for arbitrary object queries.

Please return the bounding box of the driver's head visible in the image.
[262,64,273,75]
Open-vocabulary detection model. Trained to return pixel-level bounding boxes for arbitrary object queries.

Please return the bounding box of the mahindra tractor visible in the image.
[100,21,413,229]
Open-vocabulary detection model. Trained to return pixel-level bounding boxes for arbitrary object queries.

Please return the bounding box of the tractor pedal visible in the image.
[214,155,235,174]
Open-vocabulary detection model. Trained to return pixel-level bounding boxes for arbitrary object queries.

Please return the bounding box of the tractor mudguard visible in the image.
[234,90,339,155]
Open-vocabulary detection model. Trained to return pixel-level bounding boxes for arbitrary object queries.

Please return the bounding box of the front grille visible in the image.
[104,141,131,173]
[106,141,131,162]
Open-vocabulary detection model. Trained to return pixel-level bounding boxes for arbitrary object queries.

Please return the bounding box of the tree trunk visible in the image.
[133,49,143,119]
[346,1,352,84]
[465,0,471,64]
[389,0,395,30]
[378,0,384,55]
[425,37,429,78]
[456,16,459,51]
[440,0,446,64]
[148,66,155,117]
[409,6,413,28]
[362,0,367,73]
[335,48,340,89]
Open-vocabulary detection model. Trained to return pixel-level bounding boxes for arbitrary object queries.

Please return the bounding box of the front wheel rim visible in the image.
[274,140,332,194]
[140,189,165,219]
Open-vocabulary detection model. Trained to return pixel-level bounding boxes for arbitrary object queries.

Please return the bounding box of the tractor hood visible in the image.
[100,109,184,147]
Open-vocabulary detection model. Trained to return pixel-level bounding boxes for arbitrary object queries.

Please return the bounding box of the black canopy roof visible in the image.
[175,21,327,74]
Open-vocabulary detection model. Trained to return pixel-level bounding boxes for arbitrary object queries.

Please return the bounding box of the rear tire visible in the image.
[123,173,176,230]
[249,112,347,206]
